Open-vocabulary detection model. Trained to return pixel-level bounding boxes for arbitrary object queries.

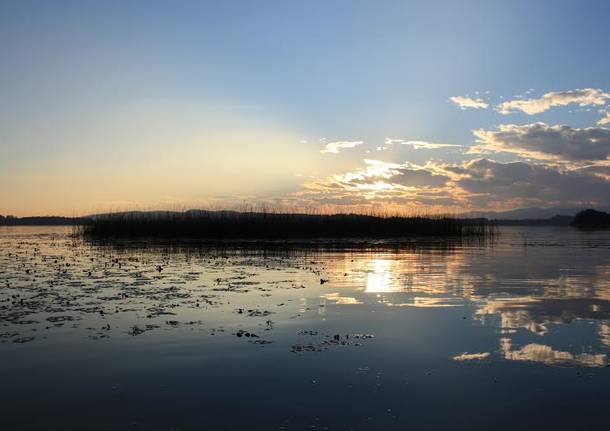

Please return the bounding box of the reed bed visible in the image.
[79,210,495,240]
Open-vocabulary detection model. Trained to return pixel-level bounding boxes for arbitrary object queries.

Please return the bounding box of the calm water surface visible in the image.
[1,226,610,430]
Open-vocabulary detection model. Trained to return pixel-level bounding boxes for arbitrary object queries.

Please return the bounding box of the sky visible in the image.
[1,0,610,216]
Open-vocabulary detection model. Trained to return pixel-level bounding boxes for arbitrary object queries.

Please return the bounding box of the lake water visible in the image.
[1,226,610,430]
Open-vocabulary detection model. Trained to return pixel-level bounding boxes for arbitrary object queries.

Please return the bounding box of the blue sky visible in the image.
[1,0,610,215]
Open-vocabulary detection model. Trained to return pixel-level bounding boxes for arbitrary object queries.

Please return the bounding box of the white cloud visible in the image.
[472,122,610,162]
[320,140,363,154]
[598,112,610,125]
[385,138,461,150]
[497,88,610,115]
[449,96,489,110]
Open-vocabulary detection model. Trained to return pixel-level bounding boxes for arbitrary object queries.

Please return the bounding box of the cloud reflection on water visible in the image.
[3,226,610,368]
[322,229,610,367]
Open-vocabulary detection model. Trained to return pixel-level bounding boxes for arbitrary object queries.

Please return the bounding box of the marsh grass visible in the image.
[79,209,495,241]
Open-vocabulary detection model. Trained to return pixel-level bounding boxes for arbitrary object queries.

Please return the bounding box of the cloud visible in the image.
[450,158,610,207]
[390,167,451,187]
[598,112,610,125]
[291,155,610,212]
[497,88,610,115]
[294,152,610,212]
[320,140,363,154]
[385,139,461,150]
[575,163,610,181]
[449,96,489,110]
[453,352,490,361]
[295,159,459,211]
[336,159,451,189]
[472,122,610,162]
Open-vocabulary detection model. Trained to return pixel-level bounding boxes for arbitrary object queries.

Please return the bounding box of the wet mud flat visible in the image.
[1,226,610,430]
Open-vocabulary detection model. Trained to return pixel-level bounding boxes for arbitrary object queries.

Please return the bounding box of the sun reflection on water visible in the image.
[320,242,610,367]
[4,227,610,369]
[365,258,398,293]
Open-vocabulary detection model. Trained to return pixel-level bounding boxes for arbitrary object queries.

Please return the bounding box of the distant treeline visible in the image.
[571,209,610,228]
[80,210,495,239]
[0,215,84,226]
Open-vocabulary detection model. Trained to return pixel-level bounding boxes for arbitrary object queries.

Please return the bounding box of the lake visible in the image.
[1,226,610,430]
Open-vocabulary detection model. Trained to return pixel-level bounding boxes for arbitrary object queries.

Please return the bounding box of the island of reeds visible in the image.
[79,210,495,240]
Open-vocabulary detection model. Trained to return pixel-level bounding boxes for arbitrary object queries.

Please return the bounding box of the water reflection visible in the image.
[501,339,608,367]
[321,292,363,305]
[2,226,610,370]
[3,226,610,430]
[453,352,490,361]
[365,259,396,293]
[319,230,610,367]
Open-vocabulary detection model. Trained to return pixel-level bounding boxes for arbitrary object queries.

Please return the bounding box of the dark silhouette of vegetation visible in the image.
[571,209,610,229]
[79,210,495,240]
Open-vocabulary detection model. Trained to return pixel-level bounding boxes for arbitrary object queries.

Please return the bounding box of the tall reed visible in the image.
[79,209,495,240]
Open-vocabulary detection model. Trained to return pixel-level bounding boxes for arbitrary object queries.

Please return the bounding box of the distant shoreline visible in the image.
[5,209,610,231]
[0,212,576,228]
[0,216,84,226]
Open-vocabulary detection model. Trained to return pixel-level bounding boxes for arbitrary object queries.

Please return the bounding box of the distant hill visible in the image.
[462,206,608,220]
[571,209,610,229]
[494,215,573,226]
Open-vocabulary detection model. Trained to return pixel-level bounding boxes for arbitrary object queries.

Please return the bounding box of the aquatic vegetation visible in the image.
[0,228,385,352]
[79,210,496,240]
